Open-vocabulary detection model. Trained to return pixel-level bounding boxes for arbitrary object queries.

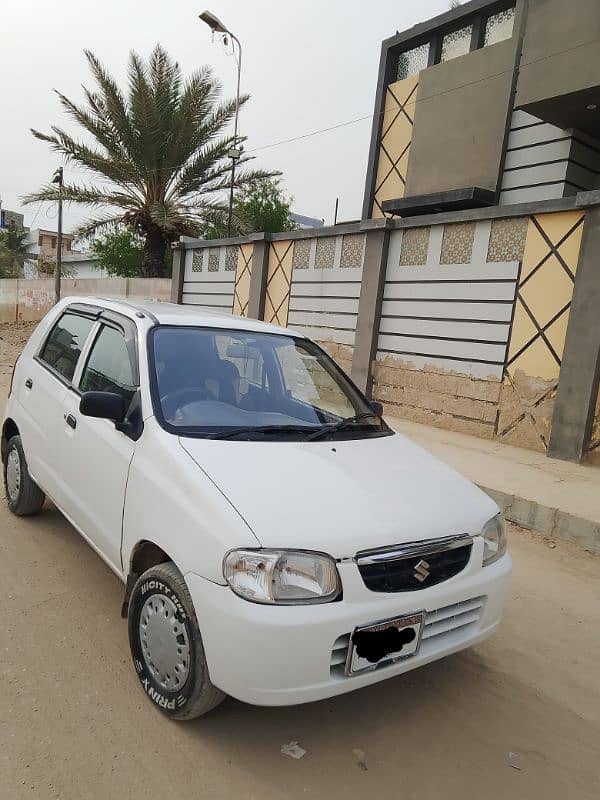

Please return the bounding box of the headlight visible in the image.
[481,514,507,566]
[223,549,341,604]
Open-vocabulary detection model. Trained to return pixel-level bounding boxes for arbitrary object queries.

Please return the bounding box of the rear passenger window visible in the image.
[40,312,95,382]
[79,324,137,407]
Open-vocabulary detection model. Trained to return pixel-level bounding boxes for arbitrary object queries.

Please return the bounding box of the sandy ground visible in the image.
[0,322,599,800]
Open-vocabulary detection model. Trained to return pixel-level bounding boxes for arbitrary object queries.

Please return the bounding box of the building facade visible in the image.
[364,0,600,218]
[25,228,74,260]
[170,0,600,465]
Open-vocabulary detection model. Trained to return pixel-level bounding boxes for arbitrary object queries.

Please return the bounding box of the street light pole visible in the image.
[199,10,243,238]
[52,166,63,304]
[227,32,242,238]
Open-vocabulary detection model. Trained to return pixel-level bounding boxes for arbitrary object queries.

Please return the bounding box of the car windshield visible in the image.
[150,326,390,440]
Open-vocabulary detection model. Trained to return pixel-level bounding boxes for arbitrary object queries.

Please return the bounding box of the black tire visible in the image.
[128,561,225,720]
[3,435,45,516]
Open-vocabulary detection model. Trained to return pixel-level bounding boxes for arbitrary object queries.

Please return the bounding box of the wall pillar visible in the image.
[351,221,392,395]
[548,206,600,462]
[247,234,271,320]
[170,242,186,304]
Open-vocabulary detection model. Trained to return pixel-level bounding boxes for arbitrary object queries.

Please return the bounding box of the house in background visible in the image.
[289,212,325,229]
[26,228,75,260]
[0,208,25,230]
[24,227,102,278]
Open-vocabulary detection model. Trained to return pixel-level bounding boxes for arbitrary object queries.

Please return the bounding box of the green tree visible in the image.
[202,177,295,239]
[236,178,295,234]
[92,228,144,277]
[24,45,274,277]
[0,222,29,277]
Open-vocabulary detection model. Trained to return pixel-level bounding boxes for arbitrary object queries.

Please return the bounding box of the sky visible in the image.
[0,0,450,235]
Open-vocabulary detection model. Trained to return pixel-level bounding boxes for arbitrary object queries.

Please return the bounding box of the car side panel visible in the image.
[7,306,68,495]
[121,418,260,583]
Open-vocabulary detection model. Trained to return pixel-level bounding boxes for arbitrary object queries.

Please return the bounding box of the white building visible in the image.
[24,228,103,278]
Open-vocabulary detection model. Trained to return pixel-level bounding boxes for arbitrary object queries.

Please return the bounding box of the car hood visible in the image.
[179,432,498,559]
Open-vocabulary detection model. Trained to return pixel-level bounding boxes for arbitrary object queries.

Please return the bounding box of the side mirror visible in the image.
[369,400,384,418]
[80,391,126,424]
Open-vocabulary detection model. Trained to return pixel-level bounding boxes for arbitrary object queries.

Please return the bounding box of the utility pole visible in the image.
[52,167,63,304]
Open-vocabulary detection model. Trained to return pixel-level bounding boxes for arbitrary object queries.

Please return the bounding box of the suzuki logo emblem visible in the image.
[413,559,430,583]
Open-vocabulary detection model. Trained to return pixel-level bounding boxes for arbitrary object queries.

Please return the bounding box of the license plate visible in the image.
[346,611,425,675]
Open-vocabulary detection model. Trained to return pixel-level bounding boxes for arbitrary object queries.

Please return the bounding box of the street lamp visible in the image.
[51,166,63,304]
[199,9,243,238]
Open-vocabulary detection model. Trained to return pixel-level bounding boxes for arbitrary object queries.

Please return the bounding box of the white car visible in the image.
[2,297,510,719]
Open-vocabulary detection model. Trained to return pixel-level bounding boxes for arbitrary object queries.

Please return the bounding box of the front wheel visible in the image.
[128,562,225,720]
[3,435,45,516]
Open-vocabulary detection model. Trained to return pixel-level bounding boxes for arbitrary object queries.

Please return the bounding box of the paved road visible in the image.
[1,323,599,799]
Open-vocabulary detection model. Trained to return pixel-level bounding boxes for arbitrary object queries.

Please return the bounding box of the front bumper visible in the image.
[185,541,511,706]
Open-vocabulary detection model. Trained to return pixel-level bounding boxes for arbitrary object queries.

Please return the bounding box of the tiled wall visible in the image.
[286,233,365,372]
[182,243,237,311]
[372,211,586,450]
[177,208,589,456]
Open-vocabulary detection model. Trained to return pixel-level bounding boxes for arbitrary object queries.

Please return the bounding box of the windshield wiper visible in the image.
[207,425,316,440]
[305,412,380,441]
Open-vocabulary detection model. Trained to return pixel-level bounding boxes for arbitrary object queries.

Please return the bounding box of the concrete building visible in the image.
[23,228,102,278]
[364,0,600,218]
[0,209,25,230]
[25,228,75,260]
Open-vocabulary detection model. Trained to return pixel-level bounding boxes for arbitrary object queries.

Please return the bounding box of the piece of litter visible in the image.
[281,741,307,760]
[508,752,521,770]
[352,748,368,771]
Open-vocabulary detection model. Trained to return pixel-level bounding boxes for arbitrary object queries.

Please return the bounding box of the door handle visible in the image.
[65,413,77,430]
[25,378,33,389]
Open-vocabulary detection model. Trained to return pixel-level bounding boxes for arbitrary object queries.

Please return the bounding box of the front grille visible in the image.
[329,596,485,677]
[357,537,472,593]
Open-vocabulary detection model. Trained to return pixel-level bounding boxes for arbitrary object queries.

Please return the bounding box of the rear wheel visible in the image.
[3,435,45,516]
[128,561,225,720]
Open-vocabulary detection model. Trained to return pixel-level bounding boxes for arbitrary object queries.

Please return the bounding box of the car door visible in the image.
[57,315,140,573]
[15,308,96,498]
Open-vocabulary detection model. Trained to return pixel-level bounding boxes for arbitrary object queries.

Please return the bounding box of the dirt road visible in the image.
[1,323,599,799]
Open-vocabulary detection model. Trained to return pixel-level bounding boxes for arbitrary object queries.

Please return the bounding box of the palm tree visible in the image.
[24,45,274,277]
[0,222,29,278]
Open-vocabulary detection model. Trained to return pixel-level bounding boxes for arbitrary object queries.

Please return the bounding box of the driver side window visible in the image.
[79,324,137,408]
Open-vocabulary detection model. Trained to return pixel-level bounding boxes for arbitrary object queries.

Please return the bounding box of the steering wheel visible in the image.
[160,387,209,420]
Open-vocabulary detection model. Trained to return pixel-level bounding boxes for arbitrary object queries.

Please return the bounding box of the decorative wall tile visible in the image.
[440,222,476,265]
[265,241,293,326]
[498,210,586,452]
[484,7,515,46]
[487,217,528,262]
[233,243,253,317]
[292,239,311,269]
[397,43,430,81]
[315,237,336,269]
[225,245,238,271]
[340,234,365,268]
[399,227,430,266]
[440,25,472,62]
[191,250,203,272]
[208,248,220,272]
[372,75,418,218]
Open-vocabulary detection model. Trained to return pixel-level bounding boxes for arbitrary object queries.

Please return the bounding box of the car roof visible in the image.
[62,296,306,338]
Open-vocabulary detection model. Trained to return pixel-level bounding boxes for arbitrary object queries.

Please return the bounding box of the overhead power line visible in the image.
[247,113,373,154]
